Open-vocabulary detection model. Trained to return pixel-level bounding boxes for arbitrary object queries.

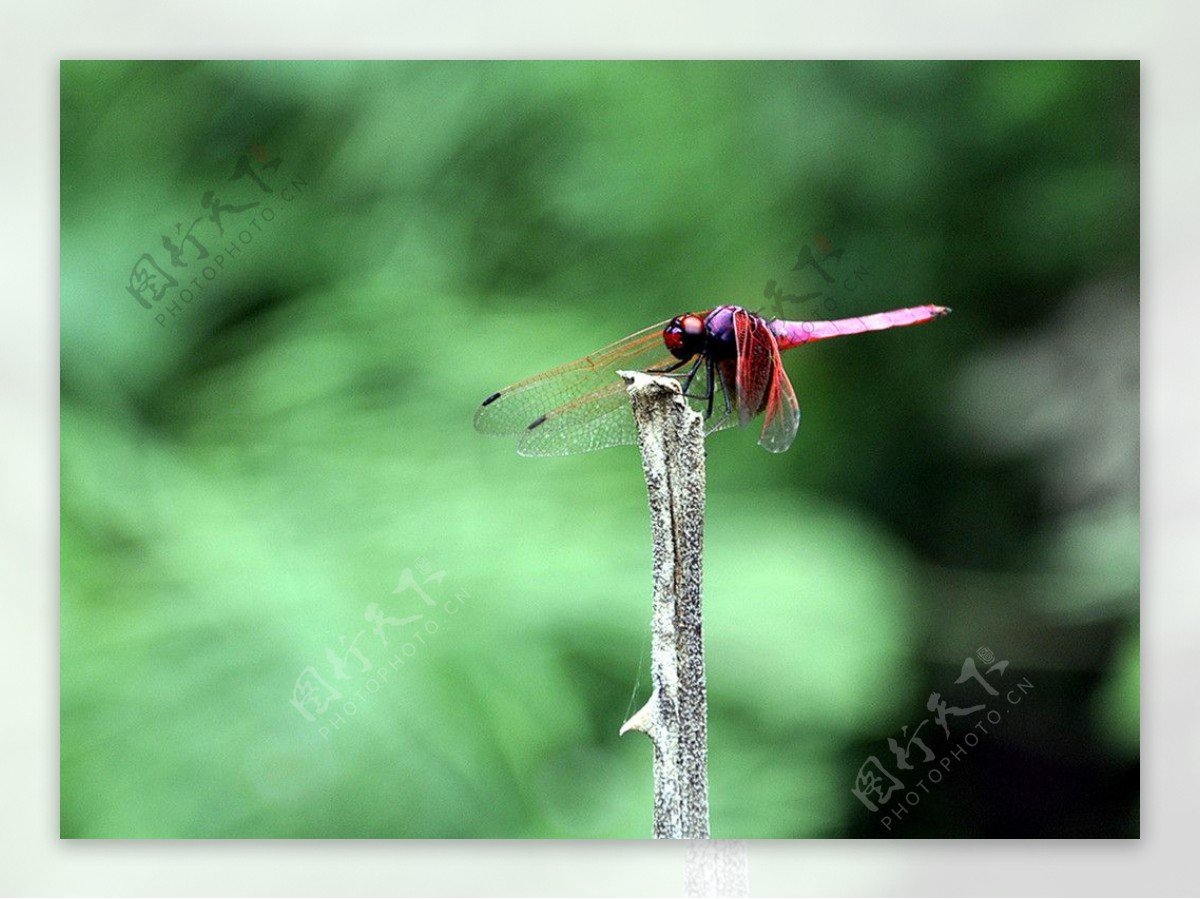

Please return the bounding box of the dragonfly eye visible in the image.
[663,314,706,360]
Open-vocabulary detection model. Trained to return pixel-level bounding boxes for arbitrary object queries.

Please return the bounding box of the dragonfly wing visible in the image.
[757,340,801,453]
[733,309,801,452]
[516,380,639,456]
[518,353,737,456]
[474,319,675,438]
[476,311,749,456]
[732,310,779,426]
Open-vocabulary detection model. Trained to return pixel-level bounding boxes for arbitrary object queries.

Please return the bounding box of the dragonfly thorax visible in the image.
[662,306,743,361]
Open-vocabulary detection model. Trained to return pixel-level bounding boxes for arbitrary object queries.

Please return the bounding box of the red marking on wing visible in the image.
[757,330,801,453]
[733,309,801,452]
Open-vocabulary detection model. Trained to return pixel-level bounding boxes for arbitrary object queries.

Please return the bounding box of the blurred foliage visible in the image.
[60,60,1138,838]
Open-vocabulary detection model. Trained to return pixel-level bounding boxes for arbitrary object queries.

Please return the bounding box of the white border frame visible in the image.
[7,1,1194,894]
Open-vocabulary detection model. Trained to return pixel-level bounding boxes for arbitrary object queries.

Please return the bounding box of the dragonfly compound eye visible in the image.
[663,314,707,360]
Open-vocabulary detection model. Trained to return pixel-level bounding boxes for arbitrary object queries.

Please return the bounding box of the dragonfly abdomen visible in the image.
[771,304,951,350]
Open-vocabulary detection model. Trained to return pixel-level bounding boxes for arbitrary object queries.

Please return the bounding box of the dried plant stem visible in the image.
[618,371,710,840]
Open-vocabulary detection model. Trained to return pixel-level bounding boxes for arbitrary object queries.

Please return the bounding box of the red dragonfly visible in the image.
[475,304,950,456]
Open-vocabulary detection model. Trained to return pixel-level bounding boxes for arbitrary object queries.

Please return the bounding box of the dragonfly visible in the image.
[475,303,950,456]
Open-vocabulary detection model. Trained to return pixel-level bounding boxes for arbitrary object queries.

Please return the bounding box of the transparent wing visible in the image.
[516,379,641,456]
[474,319,676,439]
[475,312,756,457]
[516,371,740,457]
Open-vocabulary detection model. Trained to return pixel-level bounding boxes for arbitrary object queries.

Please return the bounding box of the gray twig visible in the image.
[618,371,710,840]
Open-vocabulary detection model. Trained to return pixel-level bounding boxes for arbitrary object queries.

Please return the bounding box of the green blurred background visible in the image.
[60,60,1138,838]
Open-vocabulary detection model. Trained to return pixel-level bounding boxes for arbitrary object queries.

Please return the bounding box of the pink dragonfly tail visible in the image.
[769,304,951,351]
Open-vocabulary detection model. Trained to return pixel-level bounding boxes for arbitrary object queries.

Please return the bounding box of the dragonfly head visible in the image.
[663,312,707,360]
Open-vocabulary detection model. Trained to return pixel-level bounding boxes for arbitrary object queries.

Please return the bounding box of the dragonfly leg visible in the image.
[718,366,732,417]
[647,358,690,375]
[679,358,718,418]
[704,357,717,419]
[679,355,705,395]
